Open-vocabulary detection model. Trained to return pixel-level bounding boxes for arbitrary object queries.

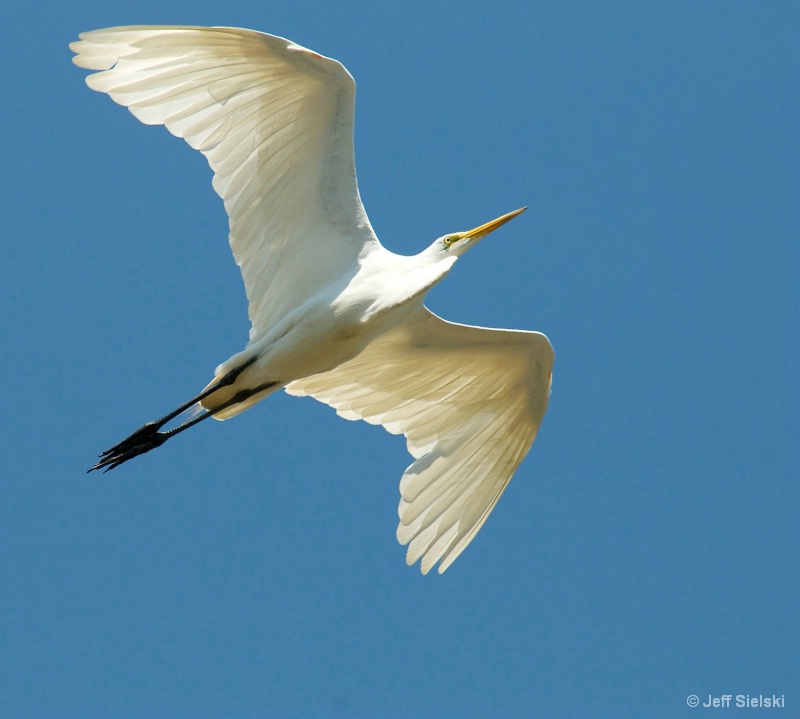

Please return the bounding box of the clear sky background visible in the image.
[2,1,797,717]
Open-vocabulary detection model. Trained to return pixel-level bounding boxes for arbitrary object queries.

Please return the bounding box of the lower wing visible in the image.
[286,306,554,574]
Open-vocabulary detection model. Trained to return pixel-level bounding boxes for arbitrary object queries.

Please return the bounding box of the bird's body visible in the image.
[206,244,457,418]
[72,26,554,574]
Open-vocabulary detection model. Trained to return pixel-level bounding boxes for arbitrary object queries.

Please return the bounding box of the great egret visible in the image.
[72,26,554,574]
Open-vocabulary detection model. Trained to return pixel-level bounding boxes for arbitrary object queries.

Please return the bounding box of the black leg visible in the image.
[88,358,272,473]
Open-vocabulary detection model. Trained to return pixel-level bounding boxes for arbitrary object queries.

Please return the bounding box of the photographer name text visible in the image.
[687,694,785,709]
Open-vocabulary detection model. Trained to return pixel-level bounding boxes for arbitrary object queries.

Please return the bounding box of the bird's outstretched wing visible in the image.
[71,26,381,339]
[286,307,554,574]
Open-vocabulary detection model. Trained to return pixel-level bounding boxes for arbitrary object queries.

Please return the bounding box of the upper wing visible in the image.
[71,25,381,339]
[286,306,554,574]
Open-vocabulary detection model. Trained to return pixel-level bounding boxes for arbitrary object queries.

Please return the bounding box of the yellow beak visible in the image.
[459,206,527,242]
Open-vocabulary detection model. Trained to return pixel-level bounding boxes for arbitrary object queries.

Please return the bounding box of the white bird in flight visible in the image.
[72,26,554,574]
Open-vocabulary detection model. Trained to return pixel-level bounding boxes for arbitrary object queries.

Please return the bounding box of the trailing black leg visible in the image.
[88,358,270,473]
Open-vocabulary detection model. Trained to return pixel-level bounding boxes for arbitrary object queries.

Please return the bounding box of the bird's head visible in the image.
[433,207,527,258]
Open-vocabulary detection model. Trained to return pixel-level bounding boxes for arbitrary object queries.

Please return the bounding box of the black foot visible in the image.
[87,364,276,474]
[88,421,170,473]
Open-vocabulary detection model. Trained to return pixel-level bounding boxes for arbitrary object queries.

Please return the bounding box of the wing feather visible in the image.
[71,25,381,340]
[287,307,554,574]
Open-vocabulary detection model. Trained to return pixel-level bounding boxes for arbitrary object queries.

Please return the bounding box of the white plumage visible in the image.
[73,26,554,574]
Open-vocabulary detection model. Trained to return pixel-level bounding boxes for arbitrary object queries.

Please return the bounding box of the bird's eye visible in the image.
[443,235,455,247]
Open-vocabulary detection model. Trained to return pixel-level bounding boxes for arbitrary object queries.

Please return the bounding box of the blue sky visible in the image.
[2,1,797,717]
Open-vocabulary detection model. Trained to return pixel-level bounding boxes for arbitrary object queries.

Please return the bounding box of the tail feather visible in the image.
[199,373,279,420]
